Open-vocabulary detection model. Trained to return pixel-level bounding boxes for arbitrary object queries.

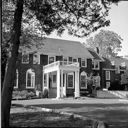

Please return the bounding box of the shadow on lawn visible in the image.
[27,103,128,128]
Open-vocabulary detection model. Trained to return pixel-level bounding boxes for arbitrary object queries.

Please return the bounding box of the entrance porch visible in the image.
[43,61,80,98]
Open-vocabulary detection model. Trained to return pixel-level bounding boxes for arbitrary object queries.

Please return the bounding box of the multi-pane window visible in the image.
[44,74,47,87]
[106,71,110,80]
[81,59,86,67]
[49,56,55,64]
[80,71,87,89]
[14,69,18,88]
[22,53,29,64]
[26,69,35,88]
[63,57,68,65]
[73,58,77,63]
[92,61,99,69]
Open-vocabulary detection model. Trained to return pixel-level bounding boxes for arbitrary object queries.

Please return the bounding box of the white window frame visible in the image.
[14,69,18,88]
[22,53,29,64]
[67,72,74,89]
[81,59,87,67]
[92,60,100,70]
[48,56,55,64]
[106,71,110,80]
[26,69,35,89]
[106,82,110,89]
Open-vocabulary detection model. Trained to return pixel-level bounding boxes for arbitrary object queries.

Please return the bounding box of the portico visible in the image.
[43,61,80,98]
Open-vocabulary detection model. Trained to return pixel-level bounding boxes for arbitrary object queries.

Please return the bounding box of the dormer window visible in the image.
[73,58,77,63]
[48,56,55,64]
[63,57,68,65]
[22,53,29,64]
[92,60,99,69]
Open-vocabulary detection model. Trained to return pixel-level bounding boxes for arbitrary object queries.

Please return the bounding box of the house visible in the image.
[14,38,128,98]
[101,56,128,90]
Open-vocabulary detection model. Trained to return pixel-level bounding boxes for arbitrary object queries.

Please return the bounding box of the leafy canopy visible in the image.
[86,29,122,57]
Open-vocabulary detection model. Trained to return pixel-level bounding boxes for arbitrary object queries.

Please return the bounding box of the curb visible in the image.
[13,104,109,128]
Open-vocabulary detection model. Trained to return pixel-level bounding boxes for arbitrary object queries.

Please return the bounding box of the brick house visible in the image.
[14,38,128,98]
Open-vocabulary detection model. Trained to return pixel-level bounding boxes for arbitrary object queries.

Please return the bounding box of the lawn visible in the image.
[10,105,100,128]
[11,98,128,128]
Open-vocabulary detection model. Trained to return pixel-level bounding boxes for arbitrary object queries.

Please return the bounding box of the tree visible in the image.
[86,29,122,58]
[121,70,128,90]
[2,0,120,127]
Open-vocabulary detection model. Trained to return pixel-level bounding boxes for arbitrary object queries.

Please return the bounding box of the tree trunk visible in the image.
[1,0,24,127]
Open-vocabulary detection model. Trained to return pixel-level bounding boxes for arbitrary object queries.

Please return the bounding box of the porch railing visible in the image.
[43,61,79,70]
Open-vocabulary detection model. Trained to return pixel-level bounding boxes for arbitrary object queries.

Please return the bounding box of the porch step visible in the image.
[97,91,128,99]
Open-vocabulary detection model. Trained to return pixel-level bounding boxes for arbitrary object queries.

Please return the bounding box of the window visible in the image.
[67,73,74,88]
[73,58,77,62]
[80,71,87,89]
[22,53,29,64]
[33,53,40,64]
[106,71,110,80]
[63,57,68,65]
[44,74,47,87]
[68,57,72,64]
[14,69,18,88]
[26,69,35,88]
[106,82,110,89]
[92,61,99,69]
[49,56,55,64]
[81,59,86,67]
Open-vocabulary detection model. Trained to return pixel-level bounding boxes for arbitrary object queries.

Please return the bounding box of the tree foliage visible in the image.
[1,0,121,127]
[86,29,122,57]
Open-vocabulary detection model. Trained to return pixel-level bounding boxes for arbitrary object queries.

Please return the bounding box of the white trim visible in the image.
[22,53,29,64]
[106,71,110,80]
[48,56,55,64]
[14,69,18,88]
[103,68,116,71]
[67,72,74,89]
[26,69,35,89]
[81,59,87,67]
[80,71,87,89]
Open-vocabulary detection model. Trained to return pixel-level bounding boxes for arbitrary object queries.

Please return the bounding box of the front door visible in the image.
[67,72,74,89]
[49,72,57,98]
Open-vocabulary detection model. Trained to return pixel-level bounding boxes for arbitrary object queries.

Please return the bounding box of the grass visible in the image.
[10,110,93,128]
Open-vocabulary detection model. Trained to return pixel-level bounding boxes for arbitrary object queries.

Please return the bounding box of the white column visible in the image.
[46,73,49,89]
[61,70,63,98]
[75,70,80,98]
[57,69,60,98]
[63,73,66,97]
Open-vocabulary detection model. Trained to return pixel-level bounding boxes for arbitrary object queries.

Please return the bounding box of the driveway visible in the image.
[11,97,128,128]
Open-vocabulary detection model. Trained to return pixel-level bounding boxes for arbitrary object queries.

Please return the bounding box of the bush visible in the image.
[43,88,48,98]
[12,90,36,100]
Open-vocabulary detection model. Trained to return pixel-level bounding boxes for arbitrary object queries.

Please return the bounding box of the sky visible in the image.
[48,1,128,57]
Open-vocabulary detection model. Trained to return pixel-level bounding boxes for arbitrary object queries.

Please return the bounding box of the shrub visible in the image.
[43,88,48,98]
